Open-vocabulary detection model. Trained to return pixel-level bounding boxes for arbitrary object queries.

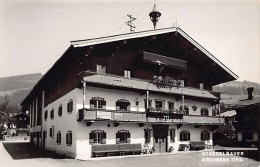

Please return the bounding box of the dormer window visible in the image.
[96,64,106,74]
[124,70,131,78]
[90,97,106,109]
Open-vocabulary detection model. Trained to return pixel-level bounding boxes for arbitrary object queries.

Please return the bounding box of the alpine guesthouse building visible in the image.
[21,27,238,159]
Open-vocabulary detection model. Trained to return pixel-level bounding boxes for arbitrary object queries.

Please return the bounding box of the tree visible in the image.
[0,96,20,127]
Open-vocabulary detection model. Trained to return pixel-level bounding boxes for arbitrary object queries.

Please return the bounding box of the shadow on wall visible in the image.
[2,142,71,160]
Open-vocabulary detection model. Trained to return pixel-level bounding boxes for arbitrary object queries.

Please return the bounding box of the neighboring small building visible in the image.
[3,112,30,141]
[219,110,237,126]
[226,87,260,147]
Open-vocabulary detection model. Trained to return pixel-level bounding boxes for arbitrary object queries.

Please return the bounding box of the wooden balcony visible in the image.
[78,109,224,125]
[182,115,224,125]
[78,109,146,122]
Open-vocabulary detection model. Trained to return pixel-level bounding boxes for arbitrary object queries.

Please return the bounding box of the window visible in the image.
[124,70,131,78]
[242,132,253,141]
[144,99,152,109]
[49,126,54,138]
[179,105,189,114]
[201,131,210,141]
[155,99,165,109]
[66,131,72,146]
[116,129,130,144]
[168,102,175,110]
[180,130,190,141]
[89,129,106,144]
[58,105,62,117]
[170,129,176,142]
[144,129,152,143]
[67,100,73,113]
[90,97,106,109]
[44,110,48,121]
[201,108,209,116]
[96,64,106,74]
[116,99,130,111]
[57,131,61,144]
[50,109,54,119]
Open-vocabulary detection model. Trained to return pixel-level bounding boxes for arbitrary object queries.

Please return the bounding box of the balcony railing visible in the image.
[78,109,224,125]
[78,109,146,122]
[182,115,224,125]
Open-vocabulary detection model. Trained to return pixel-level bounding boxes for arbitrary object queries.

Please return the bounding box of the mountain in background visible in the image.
[0,73,42,107]
[213,80,260,104]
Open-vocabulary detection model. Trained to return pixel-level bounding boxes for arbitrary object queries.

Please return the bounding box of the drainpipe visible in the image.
[82,81,86,109]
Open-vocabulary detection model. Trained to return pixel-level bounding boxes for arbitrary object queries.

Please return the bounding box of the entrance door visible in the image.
[153,125,168,153]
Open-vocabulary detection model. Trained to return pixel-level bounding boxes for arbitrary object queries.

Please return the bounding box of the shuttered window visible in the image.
[50,109,54,119]
[170,129,176,142]
[201,131,210,141]
[58,105,62,117]
[180,130,190,141]
[89,130,106,145]
[67,100,73,113]
[57,131,61,144]
[66,131,72,146]
[90,97,106,109]
[116,129,130,144]
[116,99,130,111]
[201,108,209,116]
[179,105,189,114]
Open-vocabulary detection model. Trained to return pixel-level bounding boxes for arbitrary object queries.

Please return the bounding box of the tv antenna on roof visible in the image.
[126,14,136,33]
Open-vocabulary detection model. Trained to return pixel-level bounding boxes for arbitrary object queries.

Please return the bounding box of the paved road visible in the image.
[0,141,259,167]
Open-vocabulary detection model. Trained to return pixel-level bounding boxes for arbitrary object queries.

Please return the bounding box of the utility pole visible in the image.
[126,14,136,33]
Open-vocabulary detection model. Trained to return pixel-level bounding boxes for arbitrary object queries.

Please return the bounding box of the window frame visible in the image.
[116,129,131,144]
[180,130,190,141]
[124,70,131,78]
[90,97,106,109]
[201,108,209,116]
[58,105,62,117]
[50,109,54,119]
[169,129,176,142]
[57,131,61,145]
[96,64,107,74]
[66,131,72,146]
[201,131,210,141]
[116,99,130,111]
[67,99,73,114]
[89,129,106,145]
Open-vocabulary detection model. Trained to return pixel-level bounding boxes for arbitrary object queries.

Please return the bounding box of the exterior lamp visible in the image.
[149,1,161,30]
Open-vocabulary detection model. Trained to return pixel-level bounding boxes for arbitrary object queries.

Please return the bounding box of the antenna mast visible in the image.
[126,14,136,33]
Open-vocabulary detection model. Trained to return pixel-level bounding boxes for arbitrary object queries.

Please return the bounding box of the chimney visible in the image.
[247,87,254,100]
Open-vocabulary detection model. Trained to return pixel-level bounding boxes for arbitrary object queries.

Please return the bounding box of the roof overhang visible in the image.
[71,27,238,81]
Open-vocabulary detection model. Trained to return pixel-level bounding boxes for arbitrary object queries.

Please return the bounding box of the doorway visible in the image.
[152,125,168,153]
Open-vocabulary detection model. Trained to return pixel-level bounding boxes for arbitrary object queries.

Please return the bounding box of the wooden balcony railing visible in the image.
[78,109,224,125]
[78,109,146,122]
[182,115,224,125]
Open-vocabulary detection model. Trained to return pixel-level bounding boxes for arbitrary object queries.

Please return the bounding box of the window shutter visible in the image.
[127,132,131,143]
[127,102,130,111]
[90,99,95,109]
[66,133,68,145]
[188,132,190,141]
[201,132,203,141]
[89,132,95,144]
[102,132,106,144]
[102,101,106,109]
[116,133,120,144]
[70,133,72,145]
[180,132,183,141]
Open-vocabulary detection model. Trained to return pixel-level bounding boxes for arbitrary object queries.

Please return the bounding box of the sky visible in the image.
[0,0,260,84]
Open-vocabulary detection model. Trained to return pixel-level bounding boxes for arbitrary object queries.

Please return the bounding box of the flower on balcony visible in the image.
[151,75,182,89]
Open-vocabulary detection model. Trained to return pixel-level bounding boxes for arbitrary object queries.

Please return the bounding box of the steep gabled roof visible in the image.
[71,27,238,81]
